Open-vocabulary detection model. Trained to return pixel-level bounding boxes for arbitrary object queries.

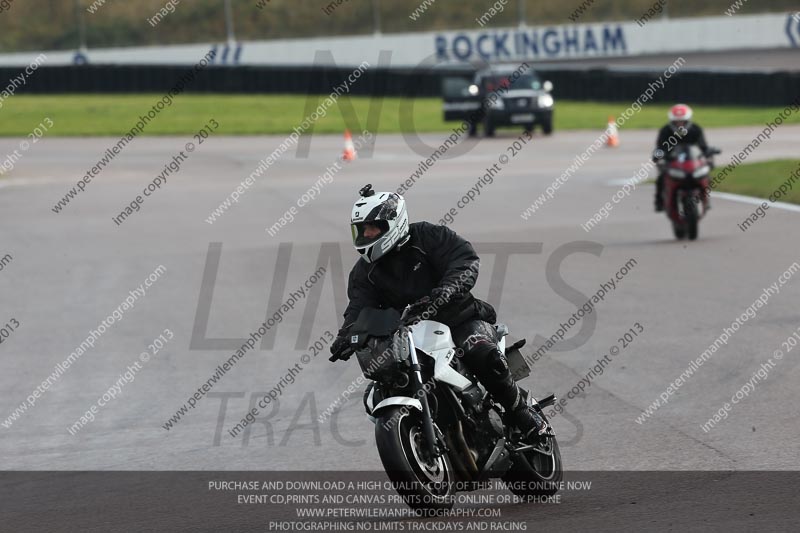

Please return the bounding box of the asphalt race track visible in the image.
[1,124,799,530]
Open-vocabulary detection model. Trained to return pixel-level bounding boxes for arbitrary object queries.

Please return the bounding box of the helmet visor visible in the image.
[351,221,389,247]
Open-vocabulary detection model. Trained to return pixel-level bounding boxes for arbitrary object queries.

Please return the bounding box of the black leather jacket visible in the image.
[340,222,493,335]
[656,123,708,154]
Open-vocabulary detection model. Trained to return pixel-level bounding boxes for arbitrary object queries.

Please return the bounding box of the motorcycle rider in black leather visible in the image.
[654,104,710,212]
[329,184,548,440]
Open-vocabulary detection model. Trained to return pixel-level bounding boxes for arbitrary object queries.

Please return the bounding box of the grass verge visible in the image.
[1,95,799,136]
[712,159,800,204]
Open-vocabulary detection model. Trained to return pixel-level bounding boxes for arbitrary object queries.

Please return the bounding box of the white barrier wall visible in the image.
[0,13,798,67]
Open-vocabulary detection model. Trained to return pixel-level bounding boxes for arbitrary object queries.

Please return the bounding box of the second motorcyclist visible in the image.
[654,104,710,211]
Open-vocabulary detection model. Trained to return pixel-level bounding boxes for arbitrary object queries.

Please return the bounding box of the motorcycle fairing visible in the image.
[410,320,472,391]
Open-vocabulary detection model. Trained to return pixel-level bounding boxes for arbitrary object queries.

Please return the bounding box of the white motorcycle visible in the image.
[332,306,563,514]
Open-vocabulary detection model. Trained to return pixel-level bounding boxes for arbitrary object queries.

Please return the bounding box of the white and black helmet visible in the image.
[350,184,409,263]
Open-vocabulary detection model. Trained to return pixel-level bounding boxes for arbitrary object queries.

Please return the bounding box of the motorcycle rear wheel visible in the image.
[502,434,563,499]
[374,407,456,515]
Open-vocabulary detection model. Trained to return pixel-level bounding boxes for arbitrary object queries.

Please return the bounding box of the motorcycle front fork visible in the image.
[406,330,442,462]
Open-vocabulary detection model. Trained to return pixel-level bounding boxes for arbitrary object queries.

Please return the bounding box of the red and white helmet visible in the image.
[668,104,693,131]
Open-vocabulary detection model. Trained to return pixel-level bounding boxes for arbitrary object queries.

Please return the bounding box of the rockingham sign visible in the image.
[0,13,795,68]
[433,25,626,61]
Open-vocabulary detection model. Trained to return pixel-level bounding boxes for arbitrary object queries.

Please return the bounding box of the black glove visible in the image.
[430,286,454,305]
[329,335,352,362]
[652,148,665,164]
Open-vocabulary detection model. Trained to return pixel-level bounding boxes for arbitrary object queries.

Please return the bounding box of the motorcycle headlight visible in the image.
[488,97,505,110]
[668,168,686,179]
[693,166,710,178]
[538,94,554,108]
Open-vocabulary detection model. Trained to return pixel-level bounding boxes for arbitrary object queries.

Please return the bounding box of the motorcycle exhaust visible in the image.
[445,421,479,480]
[478,438,511,480]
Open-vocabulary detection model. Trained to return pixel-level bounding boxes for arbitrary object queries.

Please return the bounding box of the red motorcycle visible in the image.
[655,144,720,241]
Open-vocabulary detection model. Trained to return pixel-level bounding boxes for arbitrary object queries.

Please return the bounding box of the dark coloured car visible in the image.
[442,65,555,137]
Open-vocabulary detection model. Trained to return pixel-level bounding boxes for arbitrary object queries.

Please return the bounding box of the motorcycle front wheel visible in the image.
[374,407,456,515]
[683,194,699,240]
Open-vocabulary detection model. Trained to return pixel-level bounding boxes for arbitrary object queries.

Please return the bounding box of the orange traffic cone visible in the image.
[342,129,357,161]
[605,116,619,147]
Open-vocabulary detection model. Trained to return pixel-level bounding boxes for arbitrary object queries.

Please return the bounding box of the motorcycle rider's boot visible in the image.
[507,389,550,441]
[466,341,549,440]
[655,176,664,212]
[490,373,549,440]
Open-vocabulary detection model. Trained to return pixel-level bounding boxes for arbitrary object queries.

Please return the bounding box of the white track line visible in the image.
[0,176,60,188]
[712,191,800,213]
